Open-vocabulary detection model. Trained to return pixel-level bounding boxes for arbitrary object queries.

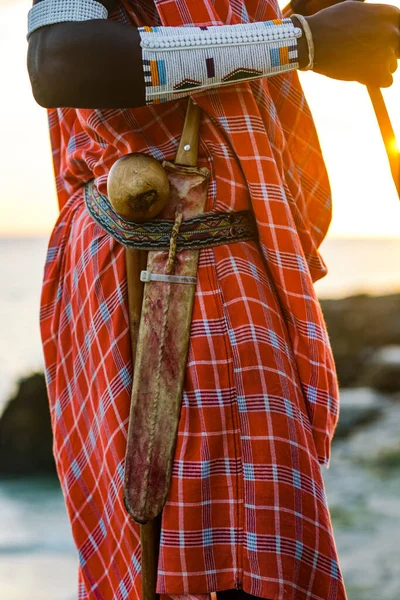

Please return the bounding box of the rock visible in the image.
[333,400,400,469]
[335,387,391,439]
[320,292,400,387]
[357,345,400,393]
[0,373,56,477]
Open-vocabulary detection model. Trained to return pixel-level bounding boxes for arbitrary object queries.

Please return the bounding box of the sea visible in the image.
[1,235,400,600]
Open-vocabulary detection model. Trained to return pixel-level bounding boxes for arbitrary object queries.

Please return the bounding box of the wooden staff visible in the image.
[367,86,399,198]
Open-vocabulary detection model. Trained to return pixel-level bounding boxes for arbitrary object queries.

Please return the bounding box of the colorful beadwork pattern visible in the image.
[84,180,258,251]
[139,19,301,103]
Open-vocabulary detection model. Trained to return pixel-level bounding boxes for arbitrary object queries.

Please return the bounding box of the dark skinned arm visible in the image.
[27,0,399,110]
[27,0,311,109]
[27,0,148,108]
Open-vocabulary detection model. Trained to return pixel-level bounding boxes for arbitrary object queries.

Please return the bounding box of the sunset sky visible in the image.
[0,0,399,237]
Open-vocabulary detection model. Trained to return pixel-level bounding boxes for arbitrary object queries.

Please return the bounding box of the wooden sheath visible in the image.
[124,159,209,524]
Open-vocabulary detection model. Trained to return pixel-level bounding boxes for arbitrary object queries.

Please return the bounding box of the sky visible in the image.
[0,0,399,237]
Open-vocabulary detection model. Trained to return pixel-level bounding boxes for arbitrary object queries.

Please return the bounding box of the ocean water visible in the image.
[0,478,77,600]
[1,234,400,599]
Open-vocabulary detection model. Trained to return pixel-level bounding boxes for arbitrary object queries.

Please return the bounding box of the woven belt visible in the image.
[84,180,258,251]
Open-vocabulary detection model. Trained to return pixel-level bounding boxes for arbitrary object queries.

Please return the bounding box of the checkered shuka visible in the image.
[40,0,347,599]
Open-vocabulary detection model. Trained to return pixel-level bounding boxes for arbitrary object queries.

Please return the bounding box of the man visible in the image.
[28,0,399,599]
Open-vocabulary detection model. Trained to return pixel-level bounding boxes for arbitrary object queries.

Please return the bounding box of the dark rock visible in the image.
[357,346,400,393]
[335,388,390,439]
[0,372,56,477]
[320,293,400,387]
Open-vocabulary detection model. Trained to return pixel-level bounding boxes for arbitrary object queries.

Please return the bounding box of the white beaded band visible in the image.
[292,14,314,71]
[27,0,108,39]
[139,20,302,104]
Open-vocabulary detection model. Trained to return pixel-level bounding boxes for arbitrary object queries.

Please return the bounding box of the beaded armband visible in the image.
[138,19,302,104]
[27,0,108,39]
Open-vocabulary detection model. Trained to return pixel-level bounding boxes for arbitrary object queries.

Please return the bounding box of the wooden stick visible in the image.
[140,516,162,600]
[175,100,202,167]
[126,247,162,600]
[367,86,399,198]
[125,248,148,364]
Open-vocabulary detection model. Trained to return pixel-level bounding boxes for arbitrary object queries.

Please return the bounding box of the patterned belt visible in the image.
[84,180,258,251]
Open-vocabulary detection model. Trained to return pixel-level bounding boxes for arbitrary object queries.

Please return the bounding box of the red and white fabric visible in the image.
[39,0,346,599]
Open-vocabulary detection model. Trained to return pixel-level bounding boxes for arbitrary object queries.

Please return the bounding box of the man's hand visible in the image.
[283,0,365,19]
[306,1,400,87]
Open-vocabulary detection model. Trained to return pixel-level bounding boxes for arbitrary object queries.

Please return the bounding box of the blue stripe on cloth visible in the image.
[99,518,107,536]
[119,581,129,599]
[284,398,293,419]
[55,399,62,419]
[247,531,257,552]
[99,301,110,323]
[241,3,249,22]
[88,429,95,450]
[65,302,72,323]
[203,528,213,546]
[296,254,307,272]
[307,322,318,339]
[45,367,53,385]
[268,329,280,349]
[46,246,58,262]
[228,328,237,346]
[117,463,124,482]
[331,559,340,579]
[131,553,141,573]
[71,460,81,478]
[89,239,99,257]
[73,268,79,290]
[230,528,236,546]
[195,389,202,407]
[295,540,304,560]
[243,463,255,481]
[201,461,211,478]
[293,469,301,489]
[120,366,131,389]
[306,385,318,405]
[67,136,77,153]
[237,395,246,412]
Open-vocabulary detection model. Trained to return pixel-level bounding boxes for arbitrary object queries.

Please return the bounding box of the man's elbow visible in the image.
[28,67,53,109]
[27,30,67,109]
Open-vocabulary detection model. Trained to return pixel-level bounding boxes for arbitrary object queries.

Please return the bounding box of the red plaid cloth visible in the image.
[40,0,346,599]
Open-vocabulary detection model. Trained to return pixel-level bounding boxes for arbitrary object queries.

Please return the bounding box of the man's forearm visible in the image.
[28,0,399,110]
[28,17,310,109]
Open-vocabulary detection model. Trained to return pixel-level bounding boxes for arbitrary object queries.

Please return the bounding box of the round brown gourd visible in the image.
[107,153,170,222]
